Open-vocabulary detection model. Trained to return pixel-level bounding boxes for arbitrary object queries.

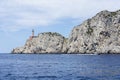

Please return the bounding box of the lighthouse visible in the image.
[29,29,34,40]
[32,29,34,37]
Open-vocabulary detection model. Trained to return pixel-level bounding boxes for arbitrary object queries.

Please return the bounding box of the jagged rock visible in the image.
[12,9,120,54]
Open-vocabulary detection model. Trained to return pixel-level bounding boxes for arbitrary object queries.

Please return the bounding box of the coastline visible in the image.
[10,52,120,55]
[12,10,120,54]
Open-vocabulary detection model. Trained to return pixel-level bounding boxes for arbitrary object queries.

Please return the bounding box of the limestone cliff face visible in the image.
[12,10,120,54]
[67,10,120,54]
[12,32,67,53]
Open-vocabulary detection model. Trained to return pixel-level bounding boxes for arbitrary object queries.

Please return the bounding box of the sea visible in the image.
[0,53,120,80]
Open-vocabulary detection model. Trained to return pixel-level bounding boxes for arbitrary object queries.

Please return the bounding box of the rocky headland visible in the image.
[12,10,120,54]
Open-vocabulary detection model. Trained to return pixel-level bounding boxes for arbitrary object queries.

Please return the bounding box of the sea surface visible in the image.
[0,54,120,80]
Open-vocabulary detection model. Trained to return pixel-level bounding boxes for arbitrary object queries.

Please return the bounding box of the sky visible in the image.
[0,0,120,53]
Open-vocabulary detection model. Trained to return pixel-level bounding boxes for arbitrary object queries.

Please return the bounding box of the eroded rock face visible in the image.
[12,32,67,53]
[67,10,120,54]
[12,10,120,54]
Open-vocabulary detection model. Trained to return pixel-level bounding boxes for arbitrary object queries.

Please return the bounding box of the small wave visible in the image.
[76,76,97,80]
[4,73,12,77]
[37,76,57,78]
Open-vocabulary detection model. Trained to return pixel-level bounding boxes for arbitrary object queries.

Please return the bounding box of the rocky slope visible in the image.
[12,32,67,53]
[67,10,120,54]
[12,10,120,54]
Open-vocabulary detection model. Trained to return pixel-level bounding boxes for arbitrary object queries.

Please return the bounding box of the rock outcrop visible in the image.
[67,10,120,54]
[12,9,120,54]
[12,32,67,53]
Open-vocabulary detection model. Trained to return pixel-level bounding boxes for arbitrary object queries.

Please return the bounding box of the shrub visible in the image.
[86,27,93,35]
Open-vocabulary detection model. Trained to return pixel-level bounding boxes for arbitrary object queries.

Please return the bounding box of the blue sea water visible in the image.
[0,54,120,80]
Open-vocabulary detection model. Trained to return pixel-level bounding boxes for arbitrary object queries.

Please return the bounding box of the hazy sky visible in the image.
[0,0,120,53]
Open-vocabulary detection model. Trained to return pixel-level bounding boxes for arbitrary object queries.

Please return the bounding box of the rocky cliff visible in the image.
[12,32,67,53]
[67,10,120,54]
[12,10,120,54]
